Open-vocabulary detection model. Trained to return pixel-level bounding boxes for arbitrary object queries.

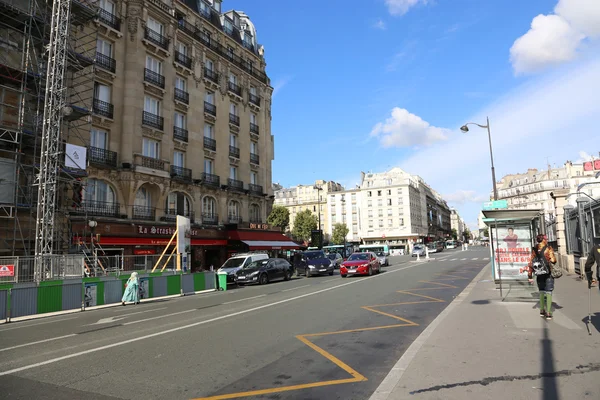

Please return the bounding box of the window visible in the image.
[204,123,214,138]
[387,199,392,206]
[342,215,347,223]
[204,158,213,174]
[90,128,107,149]
[173,151,184,167]
[147,17,163,35]
[142,138,160,158]
[397,198,403,205]
[94,83,111,102]
[175,76,186,91]
[250,204,260,222]
[387,190,392,195]
[250,141,258,154]
[332,215,337,224]
[399,217,404,226]
[205,58,214,71]
[250,86,257,97]
[352,214,357,222]
[378,190,382,196]
[230,133,237,147]
[368,221,373,229]
[378,210,383,217]
[378,199,383,207]
[367,200,372,207]
[388,218,393,226]
[177,42,188,56]
[96,39,112,57]
[224,19,234,35]
[230,103,237,116]
[202,196,216,215]
[229,166,237,180]
[85,179,114,203]
[144,96,160,115]
[388,209,393,216]
[174,112,186,129]
[250,113,257,125]
[99,0,115,14]
[146,55,162,74]
[205,91,214,104]
[228,200,240,217]
[199,0,210,16]
[166,192,190,215]
[352,224,358,233]
[135,187,151,208]
[229,72,237,84]
[368,210,373,218]
[226,46,234,60]
[367,191,372,197]
[250,172,257,185]
[379,220,383,228]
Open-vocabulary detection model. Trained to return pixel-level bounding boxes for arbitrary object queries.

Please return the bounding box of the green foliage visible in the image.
[483,227,489,238]
[292,210,318,241]
[451,229,458,240]
[463,228,472,240]
[267,205,290,231]
[332,223,349,245]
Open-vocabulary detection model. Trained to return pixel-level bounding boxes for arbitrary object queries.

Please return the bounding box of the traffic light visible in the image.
[72,179,83,208]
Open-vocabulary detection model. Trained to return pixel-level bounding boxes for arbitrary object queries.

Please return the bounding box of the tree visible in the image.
[267,205,290,231]
[332,223,349,245]
[463,228,472,241]
[451,229,458,240]
[482,227,489,238]
[292,209,318,241]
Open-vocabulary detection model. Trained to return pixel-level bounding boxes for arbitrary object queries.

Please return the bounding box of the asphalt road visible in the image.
[0,247,491,400]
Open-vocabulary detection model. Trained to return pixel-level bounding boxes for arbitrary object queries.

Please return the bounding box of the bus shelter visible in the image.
[482,209,545,289]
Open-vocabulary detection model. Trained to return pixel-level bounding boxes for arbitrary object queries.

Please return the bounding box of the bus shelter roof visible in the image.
[482,209,542,226]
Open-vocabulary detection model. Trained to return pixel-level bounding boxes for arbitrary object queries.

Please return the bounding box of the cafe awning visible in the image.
[228,230,300,250]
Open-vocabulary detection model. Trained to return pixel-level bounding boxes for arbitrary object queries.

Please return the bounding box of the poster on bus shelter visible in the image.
[492,225,532,281]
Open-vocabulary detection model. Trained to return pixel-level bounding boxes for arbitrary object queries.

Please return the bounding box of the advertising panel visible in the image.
[493,225,532,281]
[84,283,98,307]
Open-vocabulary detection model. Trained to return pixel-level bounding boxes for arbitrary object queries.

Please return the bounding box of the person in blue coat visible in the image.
[122,271,139,306]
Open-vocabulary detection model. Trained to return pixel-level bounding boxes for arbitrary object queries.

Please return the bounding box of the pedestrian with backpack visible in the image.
[527,234,557,320]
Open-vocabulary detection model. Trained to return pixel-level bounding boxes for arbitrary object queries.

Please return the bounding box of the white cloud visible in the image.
[444,190,489,205]
[576,151,595,162]
[385,0,428,16]
[510,0,600,74]
[272,76,292,98]
[369,108,449,148]
[374,19,386,30]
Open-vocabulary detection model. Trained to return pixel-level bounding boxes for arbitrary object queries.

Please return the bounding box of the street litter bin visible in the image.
[217,271,228,291]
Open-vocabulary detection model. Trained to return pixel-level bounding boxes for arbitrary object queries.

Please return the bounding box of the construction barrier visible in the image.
[1,271,216,322]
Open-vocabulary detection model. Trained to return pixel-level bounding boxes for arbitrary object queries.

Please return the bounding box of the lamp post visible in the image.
[460,117,498,200]
[313,184,323,231]
[88,220,97,272]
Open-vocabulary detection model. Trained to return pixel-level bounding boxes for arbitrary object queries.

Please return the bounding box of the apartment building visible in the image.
[273,180,344,233]
[450,209,465,239]
[0,0,283,267]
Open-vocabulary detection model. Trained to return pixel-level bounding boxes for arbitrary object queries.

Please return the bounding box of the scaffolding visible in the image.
[0,0,97,261]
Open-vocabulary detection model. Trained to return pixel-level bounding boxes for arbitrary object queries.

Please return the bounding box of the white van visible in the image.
[218,253,269,283]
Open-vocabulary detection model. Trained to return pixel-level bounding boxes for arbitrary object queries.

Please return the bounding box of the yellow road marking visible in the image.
[361,307,420,325]
[396,291,447,303]
[296,335,368,380]
[302,323,415,337]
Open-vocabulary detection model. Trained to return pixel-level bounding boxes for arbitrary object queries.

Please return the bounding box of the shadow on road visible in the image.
[541,324,560,400]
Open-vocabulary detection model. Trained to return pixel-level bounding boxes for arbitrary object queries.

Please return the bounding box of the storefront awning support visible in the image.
[151,229,178,273]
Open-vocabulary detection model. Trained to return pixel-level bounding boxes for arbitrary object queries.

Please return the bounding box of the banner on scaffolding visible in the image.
[176,216,191,271]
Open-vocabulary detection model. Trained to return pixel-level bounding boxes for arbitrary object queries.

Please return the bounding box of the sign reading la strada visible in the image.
[137,225,199,237]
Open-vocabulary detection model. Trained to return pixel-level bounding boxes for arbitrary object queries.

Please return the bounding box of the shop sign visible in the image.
[134,249,156,255]
[137,225,199,237]
[0,265,15,277]
[249,223,269,230]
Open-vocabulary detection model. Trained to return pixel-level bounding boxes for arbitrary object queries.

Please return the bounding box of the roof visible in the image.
[482,209,543,225]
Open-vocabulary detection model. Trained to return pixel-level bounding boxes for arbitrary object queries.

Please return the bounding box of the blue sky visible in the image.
[225,0,600,231]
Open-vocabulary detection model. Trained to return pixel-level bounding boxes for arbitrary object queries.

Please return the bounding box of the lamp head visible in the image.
[88,220,97,228]
[460,125,469,133]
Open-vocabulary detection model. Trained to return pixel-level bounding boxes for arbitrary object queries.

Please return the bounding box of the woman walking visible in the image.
[122,271,140,306]
[527,234,557,320]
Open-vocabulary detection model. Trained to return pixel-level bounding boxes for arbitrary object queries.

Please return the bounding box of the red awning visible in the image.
[74,237,227,246]
[228,230,300,250]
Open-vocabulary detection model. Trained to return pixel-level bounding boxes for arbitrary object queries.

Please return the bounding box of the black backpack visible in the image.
[531,245,549,276]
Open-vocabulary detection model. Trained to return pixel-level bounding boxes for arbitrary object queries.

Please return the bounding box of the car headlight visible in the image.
[308,265,315,269]
[249,271,259,276]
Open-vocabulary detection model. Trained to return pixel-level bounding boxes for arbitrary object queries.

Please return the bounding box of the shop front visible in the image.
[226,226,300,259]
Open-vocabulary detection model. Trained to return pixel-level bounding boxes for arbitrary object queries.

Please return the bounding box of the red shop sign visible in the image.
[0,265,15,277]
[134,249,156,255]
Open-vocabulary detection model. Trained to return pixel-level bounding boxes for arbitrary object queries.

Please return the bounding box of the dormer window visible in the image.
[213,0,221,12]
[224,18,234,36]
[199,1,210,18]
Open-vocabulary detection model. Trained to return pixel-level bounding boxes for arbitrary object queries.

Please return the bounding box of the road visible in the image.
[0,247,490,400]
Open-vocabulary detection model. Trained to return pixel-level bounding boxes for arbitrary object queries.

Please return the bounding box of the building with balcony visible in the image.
[0,0,282,268]
[450,209,466,240]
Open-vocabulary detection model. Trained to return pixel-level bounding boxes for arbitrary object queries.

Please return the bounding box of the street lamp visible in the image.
[88,220,97,272]
[460,117,498,200]
[313,184,323,231]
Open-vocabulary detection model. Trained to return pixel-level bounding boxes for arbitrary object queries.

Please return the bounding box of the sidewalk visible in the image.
[384,268,600,399]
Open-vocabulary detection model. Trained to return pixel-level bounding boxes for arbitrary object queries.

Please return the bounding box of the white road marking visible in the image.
[472,258,479,260]
[450,258,457,261]
[222,294,266,305]
[0,262,422,377]
[281,285,311,292]
[0,316,80,332]
[87,307,167,325]
[0,334,77,353]
[123,309,196,326]
[460,258,467,261]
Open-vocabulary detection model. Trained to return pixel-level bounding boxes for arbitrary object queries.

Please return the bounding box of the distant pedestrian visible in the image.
[584,242,600,287]
[122,271,140,306]
[527,234,557,320]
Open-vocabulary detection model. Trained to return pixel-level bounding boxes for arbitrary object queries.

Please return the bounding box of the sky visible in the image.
[225,0,600,232]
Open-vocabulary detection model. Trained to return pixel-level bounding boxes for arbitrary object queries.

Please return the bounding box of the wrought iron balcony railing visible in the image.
[204,67,219,83]
[227,81,241,96]
[228,215,242,224]
[93,98,114,119]
[144,27,169,50]
[95,52,116,73]
[164,209,195,223]
[174,50,192,69]
[249,93,261,106]
[201,212,218,225]
[173,126,188,142]
[177,19,197,38]
[133,205,156,221]
[170,165,192,182]
[248,183,263,195]
[89,146,118,168]
[200,172,220,187]
[203,136,216,151]
[144,68,165,88]
[142,111,164,130]
[250,123,259,135]
[73,200,120,217]
[227,178,244,192]
[250,153,259,165]
[174,88,189,104]
[229,113,239,126]
[138,154,165,170]
[229,146,240,159]
[98,8,121,31]
[204,101,216,116]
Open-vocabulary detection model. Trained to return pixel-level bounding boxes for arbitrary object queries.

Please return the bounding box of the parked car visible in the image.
[412,245,426,257]
[340,252,381,277]
[295,250,335,277]
[218,253,269,284]
[375,251,389,266]
[327,252,343,269]
[236,258,292,285]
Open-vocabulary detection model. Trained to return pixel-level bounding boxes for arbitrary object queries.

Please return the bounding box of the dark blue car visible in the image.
[295,250,334,277]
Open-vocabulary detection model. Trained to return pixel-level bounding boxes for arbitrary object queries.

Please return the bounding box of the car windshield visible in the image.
[376,252,385,256]
[327,254,338,260]
[348,253,369,261]
[221,257,245,268]
[413,245,423,250]
[304,251,325,260]
[244,260,268,269]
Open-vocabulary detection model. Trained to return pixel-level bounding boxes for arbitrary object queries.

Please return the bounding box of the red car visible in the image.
[340,252,381,278]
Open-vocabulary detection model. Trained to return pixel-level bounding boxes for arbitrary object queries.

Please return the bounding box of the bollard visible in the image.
[425,248,430,260]
[6,288,11,323]
[416,253,421,262]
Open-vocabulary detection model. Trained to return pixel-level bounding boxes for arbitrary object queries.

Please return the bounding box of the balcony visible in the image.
[174,51,192,69]
[250,153,259,165]
[95,52,116,73]
[98,8,121,31]
[228,215,242,224]
[248,183,263,195]
[164,209,195,223]
[204,67,219,84]
[227,178,244,192]
[227,81,241,96]
[137,155,165,170]
[249,93,261,107]
[144,68,165,88]
[229,113,239,126]
[144,27,169,50]
[174,88,189,104]
[89,146,118,168]
[73,200,120,218]
[228,146,240,159]
[249,123,259,135]
[204,101,216,116]
[201,213,218,226]
[133,205,156,221]
[177,19,197,38]
[93,98,114,119]
[142,111,164,130]
[170,165,192,183]
[203,136,216,151]
[201,172,220,187]
[173,126,188,142]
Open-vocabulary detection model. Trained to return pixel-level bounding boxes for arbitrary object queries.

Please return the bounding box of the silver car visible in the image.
[375,251,389,266]
[327,252,343,269]
[412,245,426,257]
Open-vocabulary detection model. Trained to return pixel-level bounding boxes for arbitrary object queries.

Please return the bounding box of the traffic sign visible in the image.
[0,265,15,277]
[482,200,508,210]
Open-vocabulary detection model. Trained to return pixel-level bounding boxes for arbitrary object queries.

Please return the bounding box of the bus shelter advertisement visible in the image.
[493,225,532,281]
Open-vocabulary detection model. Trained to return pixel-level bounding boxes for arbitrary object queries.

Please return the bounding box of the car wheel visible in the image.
[284,271,290,281]
[341,274,347,278]
[329,270,334,276]
[368,266,373,276]
[305,268,311,278]
[259,273,268,285]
